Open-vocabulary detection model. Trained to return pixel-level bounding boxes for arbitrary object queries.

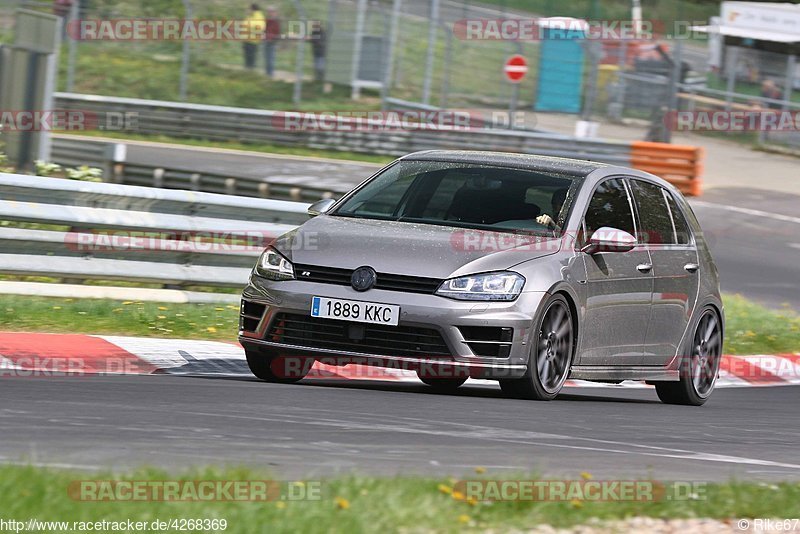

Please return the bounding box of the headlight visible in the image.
[254,248,295,281]
[436,271,525,301]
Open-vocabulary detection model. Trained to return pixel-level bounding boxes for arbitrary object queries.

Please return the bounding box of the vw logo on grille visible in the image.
[351,266,377,292]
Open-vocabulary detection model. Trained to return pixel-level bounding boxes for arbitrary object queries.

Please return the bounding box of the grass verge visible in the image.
[1,465,798,533]
[0,293,798,355]
[63,130,394,165]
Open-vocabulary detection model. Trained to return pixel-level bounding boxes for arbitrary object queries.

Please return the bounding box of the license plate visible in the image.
[310,296,400,326]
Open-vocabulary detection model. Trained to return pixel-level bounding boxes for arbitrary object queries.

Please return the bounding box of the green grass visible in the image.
[724,294,800,355]
[65,131,394,165]
[1,465,798,533]
[0,466,800,533]
[0,295,239,341]
[0,293,798,355]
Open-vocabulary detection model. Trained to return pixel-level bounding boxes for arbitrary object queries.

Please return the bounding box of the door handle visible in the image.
[684,263,699,273]
[636,263,653,273]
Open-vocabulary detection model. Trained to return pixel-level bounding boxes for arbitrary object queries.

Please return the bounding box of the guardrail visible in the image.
[0,173,308,295]
[53,92,704,195]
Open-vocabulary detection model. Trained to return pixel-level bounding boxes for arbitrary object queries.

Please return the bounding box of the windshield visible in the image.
[332,160,582,236]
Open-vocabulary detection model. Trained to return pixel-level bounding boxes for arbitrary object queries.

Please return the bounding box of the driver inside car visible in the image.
[536,187,568,228]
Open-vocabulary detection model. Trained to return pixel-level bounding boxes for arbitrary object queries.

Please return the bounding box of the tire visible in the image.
[245,349,312,383]
[417,375,467,391]
[654,307,722,406]
[499,294,575,401]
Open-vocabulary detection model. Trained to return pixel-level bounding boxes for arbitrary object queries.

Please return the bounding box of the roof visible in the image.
[400,150,609,177]
[691,24,800,43]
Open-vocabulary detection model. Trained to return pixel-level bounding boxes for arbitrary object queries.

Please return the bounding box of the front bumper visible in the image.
[239,273,547,379]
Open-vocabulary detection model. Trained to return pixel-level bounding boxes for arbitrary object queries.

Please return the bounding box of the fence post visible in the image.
[725,46,738,111]
[292,0,307,106]
[421,0,440,106]
[65,0,78,92]
[179,0,192,102]
[380,0,402,111]
[439,21,452,109]
[350,0,367,99]
[783,54,795,112]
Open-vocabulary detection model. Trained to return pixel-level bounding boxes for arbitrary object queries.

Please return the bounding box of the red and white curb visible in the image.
[1,332,799,388]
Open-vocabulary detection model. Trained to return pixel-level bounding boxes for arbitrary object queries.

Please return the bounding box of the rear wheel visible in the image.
[417,375,467,391]
[245,349,312,383]
[499,294,575,401]
[654,307,722,406]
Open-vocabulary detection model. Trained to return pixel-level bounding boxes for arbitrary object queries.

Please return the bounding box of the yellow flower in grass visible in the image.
[580,471,593,480]
[206,326,217,333]
[157,315,166,320]
[122,301,133,305]
[438,484,452,495]
[457,514,471,524]
[158,306,168,311]
[52,306,61,310]
[334,496,350,510]
[570,499,583,508]
[275,501,286,510]
[474,466,486,474]
[466,497,478,506]
[215,307,225,311]
[451,491,465,501]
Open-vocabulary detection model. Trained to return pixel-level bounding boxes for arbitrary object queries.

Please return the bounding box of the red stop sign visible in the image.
[504,54,528,83]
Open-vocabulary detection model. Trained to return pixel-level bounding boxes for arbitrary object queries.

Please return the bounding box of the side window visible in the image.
[664,192,693,245]
[630,180,675,245]
[583,178,636,241]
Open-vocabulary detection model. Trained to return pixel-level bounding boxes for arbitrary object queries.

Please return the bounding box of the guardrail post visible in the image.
[153,168,165,188]
[189,173,201,191]
[225,178,237,195]
[258,183,270,198]
[104,143,126,183]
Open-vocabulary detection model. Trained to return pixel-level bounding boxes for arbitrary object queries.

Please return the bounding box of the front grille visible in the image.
[267,313,452,358]
[457,325,513,358]
[294,264,442,295]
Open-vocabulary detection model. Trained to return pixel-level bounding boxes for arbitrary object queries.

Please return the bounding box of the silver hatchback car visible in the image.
[239,151,723,405]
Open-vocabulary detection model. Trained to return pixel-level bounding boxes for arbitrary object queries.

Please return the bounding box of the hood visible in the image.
[273,215,562,279]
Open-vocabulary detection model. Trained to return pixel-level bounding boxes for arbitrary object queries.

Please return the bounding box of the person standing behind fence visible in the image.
[264,6,281,78]
[243,4,266,70]
[310,22,326,83]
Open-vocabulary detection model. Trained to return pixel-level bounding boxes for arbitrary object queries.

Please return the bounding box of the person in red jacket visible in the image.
[264,5,281,78]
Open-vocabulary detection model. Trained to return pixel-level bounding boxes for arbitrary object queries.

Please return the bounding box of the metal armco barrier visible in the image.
[0,173,308,290]
[53,92,704,196]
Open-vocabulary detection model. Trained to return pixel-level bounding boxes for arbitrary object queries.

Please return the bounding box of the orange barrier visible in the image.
[630,141,704,197]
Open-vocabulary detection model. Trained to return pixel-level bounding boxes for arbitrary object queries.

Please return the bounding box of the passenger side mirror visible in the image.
[582,226,637,254]
[307,198,336,217]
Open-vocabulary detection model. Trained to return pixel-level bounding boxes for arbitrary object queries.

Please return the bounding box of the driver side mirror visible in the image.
[581,226,637,255]
[307,198,336,217]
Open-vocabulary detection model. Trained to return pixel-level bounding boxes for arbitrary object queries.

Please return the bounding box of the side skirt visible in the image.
[569,366,679,382]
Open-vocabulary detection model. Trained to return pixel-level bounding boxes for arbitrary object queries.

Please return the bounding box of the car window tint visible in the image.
[583,178,636,239]
[335,161,580,236]
[342,172,416,218]
[664,191,692,245]
[630,180,676,245]
[420,173,469,219]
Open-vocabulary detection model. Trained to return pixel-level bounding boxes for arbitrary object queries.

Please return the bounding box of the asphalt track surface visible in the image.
[2,374,799,481]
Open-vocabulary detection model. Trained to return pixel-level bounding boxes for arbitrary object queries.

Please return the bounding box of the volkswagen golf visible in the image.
[239,151,723,405]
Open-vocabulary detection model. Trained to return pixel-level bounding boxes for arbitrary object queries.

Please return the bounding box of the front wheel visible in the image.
[499,294,575,401]
[245,349,312,383]
[654,307,722,406]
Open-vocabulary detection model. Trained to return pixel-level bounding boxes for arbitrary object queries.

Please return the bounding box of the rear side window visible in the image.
[630,180,675,245]
[583,178,636,239]
[664,191,693,245]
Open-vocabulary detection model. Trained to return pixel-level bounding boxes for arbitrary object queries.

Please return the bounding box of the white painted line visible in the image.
[691,200,800,225]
